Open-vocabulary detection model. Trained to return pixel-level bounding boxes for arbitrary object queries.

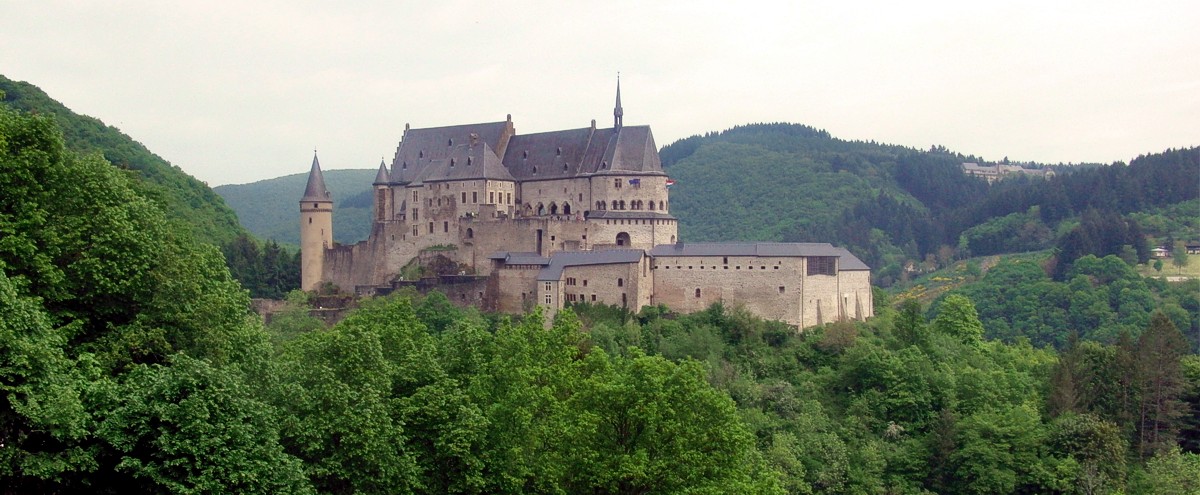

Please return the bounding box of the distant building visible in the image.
[299,81,873,328]
[1152,246,1170,259]
[961,162,1054,183]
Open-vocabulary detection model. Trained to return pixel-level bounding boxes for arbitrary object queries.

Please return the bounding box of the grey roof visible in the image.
[409,142,516,184]
[833,247,870,270]
[301,153,332,202]
[650,241,867,268]
[389,120,514,183]
[488,252,549,266]
[586,211,677,220]
[373,159,390,185]
[537,249,645,281]
[502,125,664,180]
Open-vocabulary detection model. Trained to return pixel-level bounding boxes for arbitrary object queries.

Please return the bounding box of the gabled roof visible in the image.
[390,120,513,183]
[649,242,869,270]
[502,125,664,180]
[409,142,515,184]
[301,153,332,202]
[537,249,645,281]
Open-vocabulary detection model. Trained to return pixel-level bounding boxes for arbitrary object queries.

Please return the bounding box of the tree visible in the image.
[1154,259,1164,272]
[932,295,985,346]
[1172,240,1189,273]
[1136,312,1190,459]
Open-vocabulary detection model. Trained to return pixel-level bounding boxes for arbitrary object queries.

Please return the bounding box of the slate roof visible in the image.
[373,159,389,185]
[649,242,870,270]
[301,154,332,202]
[389,120,513,183]
[503,125,663,180]
[488,251,550,266]
[537,249,645,281]
[409,142,515,184]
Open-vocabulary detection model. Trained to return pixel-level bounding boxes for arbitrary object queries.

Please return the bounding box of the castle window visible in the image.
[419,151,423,158]
[779,286,786,293]
[413,209,419,221]
[556,147,562,156]
[466,228,473,239]
[616,232,630,246]
[489,192,494,204]
[545,282,551,291]
[448,138,453,146]
[532,166,537,174]
[649,201,655,211]
[619,200,625,210]
[523,150,529,159]
[428,222,434,233]
[412,225,418,236]
[563,164,568,172]
[550,203,558,215]
[308,217,312,224]
[723,257,728,264]
[807,257,837,276]
[611,200,618,210]
[695,288,701,298]
[563,203,571,215]
[467,157,473,166]
[462,192,467,203]
[614,178,621,189]
[507,193,512,204]
[583,280,588,287]
[473,192,478,203]
[450,159,455,167]
[617,278,623,287]
[545,295,551,305]
[443,221,449,233]
[591,294,596,301]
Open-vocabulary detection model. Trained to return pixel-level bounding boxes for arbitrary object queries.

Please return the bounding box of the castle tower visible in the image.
[300,152,333,291]
[372,158,391,222]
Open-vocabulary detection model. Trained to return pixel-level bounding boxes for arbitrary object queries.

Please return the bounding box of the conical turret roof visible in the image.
[301,153,332,202]
[373,158,390,185]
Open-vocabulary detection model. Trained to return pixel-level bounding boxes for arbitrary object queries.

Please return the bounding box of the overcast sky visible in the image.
[2,1,1196,186]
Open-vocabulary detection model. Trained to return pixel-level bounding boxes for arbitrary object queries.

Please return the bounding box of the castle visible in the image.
[300,82,873,328]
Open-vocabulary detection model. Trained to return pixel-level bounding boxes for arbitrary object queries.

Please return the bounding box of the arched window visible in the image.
[596,201,604,210]
[611,200,618,210]
[563,203,571,215]
[466,228,474,239]
[648,200,656,211]
[618,200,626,210]
[549,202,558,215]
[616,232,630,246]
[536,203,545,216]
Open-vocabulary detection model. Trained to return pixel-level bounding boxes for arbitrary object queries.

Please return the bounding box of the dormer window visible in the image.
[523,150,529,159]
[556,147,562,156]
[467,157,473,166]
[419,151,424,158]
[532,166,538,174]
[450,159,455,167]
[448,138,453,146]
[402,161,407,169]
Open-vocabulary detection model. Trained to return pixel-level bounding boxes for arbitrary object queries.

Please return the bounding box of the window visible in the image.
[591,294,597,301]
[466,228,473,238]
[462,192,467,203]
[472,192,478,203]
[695,288,701,298]
[544,282,552,291]
[308,217,312,224]
[614,178,621,189]
[779,286,786,293]
[412,209,419,221]
[583,279,588,287]
[507,193,512,204]
[617,278,624,287]
[428,222,434,234]
[807,257,837,276]
[412,225,418,236]
[413,191,418,201]
[490,191,495,204]
[545,295,552,304]
[443,221,449,233]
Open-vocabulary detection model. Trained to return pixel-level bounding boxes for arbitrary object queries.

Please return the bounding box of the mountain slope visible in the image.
[215,169,376,246]
[0,75,244,245]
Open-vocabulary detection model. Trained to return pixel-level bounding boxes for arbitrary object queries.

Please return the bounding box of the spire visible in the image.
[613,73,623,129]
[301,151,332,202]
[373,158,390,185]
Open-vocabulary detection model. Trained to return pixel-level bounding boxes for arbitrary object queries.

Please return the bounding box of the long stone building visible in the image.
[300,82,872,328]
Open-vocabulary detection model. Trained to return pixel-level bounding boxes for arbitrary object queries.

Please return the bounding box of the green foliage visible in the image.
[0,74,244,245]
[931,294,985,345]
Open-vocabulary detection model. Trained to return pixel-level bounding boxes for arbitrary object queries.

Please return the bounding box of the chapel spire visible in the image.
[613,73,623,129]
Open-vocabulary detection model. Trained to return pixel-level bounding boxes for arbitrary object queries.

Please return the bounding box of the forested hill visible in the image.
[0,75,244,245]
[662,123,1198,286]
[215,169,377,247]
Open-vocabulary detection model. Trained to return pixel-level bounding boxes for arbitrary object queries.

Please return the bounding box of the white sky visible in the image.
[2,1,1196,186]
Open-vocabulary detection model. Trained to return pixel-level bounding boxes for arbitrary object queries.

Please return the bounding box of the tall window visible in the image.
[807,257,837,276]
